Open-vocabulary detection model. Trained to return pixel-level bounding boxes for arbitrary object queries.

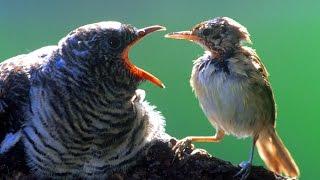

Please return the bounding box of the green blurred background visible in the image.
[0,0,319,178]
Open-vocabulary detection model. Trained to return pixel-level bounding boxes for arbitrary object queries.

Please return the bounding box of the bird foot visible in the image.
[172,137,195,162]
[234,161,252,180]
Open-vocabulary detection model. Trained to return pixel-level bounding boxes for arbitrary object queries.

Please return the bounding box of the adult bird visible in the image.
[0,21,168,178]
[165,17,299,179]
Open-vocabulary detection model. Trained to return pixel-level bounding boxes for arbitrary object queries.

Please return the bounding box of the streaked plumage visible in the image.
[0,21,169,178]
[166,17,299,179]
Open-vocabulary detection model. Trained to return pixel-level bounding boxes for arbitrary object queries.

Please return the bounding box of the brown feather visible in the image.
[256,127,300,177]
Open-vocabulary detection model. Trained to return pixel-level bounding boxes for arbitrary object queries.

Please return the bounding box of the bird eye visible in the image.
[202,28,211,36]
[108,36,121,49]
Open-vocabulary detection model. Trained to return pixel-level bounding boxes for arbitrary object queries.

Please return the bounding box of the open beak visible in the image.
[122,25,166,88]
[165,31,200,42]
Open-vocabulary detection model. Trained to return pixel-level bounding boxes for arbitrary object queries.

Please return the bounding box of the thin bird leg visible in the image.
[184,129,225,143]
[248,140,255,164]
[172,129,225,161]
[235,135,258,180]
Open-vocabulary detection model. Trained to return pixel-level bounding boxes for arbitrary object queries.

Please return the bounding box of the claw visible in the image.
[234,161,252,180]
[171,137,194,163]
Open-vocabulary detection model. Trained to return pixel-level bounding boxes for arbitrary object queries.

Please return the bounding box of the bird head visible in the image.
[165,17,251,58]
[59,21,166,88]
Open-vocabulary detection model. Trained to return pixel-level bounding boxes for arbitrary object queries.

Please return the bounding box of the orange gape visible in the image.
[122,53,164,88]
[122,25,166,89]
[131,66,165,88]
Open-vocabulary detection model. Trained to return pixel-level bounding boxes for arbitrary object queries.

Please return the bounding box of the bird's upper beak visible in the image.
[122,25,166,88]
[164,31,200,42]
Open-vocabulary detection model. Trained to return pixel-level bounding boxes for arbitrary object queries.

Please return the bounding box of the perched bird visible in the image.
[0,21,169,178]
[165,17,299,179]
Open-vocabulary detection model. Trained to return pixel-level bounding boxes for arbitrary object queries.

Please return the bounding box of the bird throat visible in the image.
[198,52,231,74]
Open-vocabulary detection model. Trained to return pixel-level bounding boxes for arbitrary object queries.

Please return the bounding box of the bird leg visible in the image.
[234,136,258,180]
[172,129,225,161]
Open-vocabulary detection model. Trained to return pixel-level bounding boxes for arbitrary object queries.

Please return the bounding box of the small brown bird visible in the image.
[165,17,299,179]
[0,21,168,178]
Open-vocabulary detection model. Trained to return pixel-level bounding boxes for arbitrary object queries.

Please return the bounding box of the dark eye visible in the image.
[202,28,211,36]
[108,36,121,49]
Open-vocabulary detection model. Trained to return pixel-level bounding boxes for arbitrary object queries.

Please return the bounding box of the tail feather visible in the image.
[256,128,300,177]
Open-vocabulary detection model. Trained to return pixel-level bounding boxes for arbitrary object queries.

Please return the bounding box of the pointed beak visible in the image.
[138,25,167,39]
[122,25,166,88]
[165,31,200,42]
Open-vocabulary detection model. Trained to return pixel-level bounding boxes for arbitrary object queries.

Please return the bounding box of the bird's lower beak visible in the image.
[122,25,166,88]
[165,31,200,42]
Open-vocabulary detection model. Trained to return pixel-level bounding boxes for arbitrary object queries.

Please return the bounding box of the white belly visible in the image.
[192,71,273,138]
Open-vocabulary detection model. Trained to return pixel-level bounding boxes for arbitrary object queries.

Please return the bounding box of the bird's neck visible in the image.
[203,48,235,62]
[36,57,142,142]
[206,38,242,60]
[53,67,138,106]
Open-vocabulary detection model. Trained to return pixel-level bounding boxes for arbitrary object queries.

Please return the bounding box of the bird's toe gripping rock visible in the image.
[172,137,195,161]
[234,161,252,180]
